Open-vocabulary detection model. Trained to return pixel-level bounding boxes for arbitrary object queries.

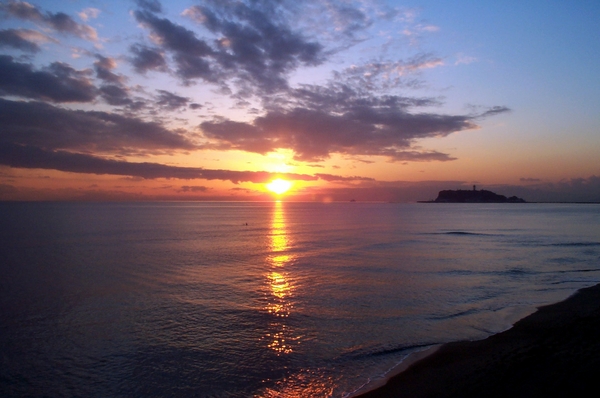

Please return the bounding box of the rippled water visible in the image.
[1,202,600,397]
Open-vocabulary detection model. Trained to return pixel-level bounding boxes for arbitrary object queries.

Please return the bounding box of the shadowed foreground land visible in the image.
[357,283,600,398]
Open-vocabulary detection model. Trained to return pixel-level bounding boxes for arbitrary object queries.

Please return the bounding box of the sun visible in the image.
[266,179,292,195]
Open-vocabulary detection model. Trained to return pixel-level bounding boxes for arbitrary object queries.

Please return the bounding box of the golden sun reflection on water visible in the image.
[263,201,298,355]
[269,201,291,266]
[269,272,290,300]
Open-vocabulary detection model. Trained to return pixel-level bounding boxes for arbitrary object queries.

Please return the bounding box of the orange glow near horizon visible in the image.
[266,178,293,195]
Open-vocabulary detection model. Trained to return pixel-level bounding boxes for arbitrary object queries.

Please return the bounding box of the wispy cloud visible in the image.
[133,0,325,92]
[128,44,168,74]
[155,89,190,110]
[200,68,508,162]
[0,28,57,52]
[0,98,196,155]
[0,0,517,200]
[455,53,477,65]
[0,55,96,102]
[78,8,100,22]
[1,0,98,41]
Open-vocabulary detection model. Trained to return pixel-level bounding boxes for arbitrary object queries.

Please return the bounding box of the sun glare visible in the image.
[266,179,292,195]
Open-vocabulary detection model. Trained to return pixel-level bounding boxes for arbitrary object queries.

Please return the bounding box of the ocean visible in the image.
[1,201,599,397]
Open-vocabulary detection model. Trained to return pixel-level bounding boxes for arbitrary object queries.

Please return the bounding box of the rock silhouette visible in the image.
[431,189,526,203]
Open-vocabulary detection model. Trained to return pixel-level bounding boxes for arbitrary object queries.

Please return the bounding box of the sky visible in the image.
[0,0,599,202]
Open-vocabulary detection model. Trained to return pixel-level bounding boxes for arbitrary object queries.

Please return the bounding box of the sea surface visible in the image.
[1,201,600,397]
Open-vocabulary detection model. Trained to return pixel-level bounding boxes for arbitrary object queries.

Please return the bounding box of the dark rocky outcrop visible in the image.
[431,189,526,203]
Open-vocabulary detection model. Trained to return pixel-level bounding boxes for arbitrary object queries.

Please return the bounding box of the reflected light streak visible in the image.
[258,371,335,398]
[263,201,298,355]
[269,200,293,267]
[257,203,337,397]
[269,272,290,300]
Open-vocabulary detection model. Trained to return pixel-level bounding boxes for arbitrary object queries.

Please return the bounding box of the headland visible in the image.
[420,186,526,203]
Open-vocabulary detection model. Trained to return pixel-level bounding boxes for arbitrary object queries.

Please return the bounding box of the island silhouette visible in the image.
[421,186,526,203]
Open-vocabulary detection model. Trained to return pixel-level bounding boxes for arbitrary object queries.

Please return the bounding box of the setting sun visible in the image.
[266,179,292,195]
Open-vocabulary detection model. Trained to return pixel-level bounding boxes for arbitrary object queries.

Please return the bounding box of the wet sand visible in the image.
[356,283,600,398]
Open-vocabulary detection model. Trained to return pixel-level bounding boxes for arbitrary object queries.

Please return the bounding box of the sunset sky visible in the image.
[1,0,599,202]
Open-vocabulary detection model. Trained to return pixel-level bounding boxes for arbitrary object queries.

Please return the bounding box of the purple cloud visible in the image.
[0,55,97,102]
[0,28,43,52]
[1,0,97,41]
[0,141,373,184]
[200,80,496,162]
[0,99,196,154]
[129,44,168,74]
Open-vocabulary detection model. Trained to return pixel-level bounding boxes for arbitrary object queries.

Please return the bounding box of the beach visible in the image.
[357,283,600,398]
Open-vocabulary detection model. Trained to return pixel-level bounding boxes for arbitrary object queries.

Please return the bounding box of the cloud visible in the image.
[199,75,506,162]
[178,185,209,192]
[99,84,132,106]
[0,142,320,183]
[78,7,100,22]
[314,173,374,182]
[0,183,19,196]
[156,89,189,110]
[455,53,477,65]
[0,140,374,185]
[131,1,324,92]
[475,106,511,118]
[488,176,600,203]
[300,178,599,203]
[129,44,168,74]
[135,0,163,14]
[0,98,196,154]
[183,1,323,91]
[0,182,150,201]
[1,0,97,41]
[520,177,541,183]
[325,3,371,38]
[333,54,444,91]
[133,9,215,81]
[418,24,440,33]
[127,1,449,96]
[0,28,55,52]
[93,55,123,84]
[0,55,97,102]
[285,0,391,44]
[91,56,137,107]
[0,0,523,201]
[396,9,441,45]
[200,107,470,162]
[375,149,456,162]
[294,179,469,202]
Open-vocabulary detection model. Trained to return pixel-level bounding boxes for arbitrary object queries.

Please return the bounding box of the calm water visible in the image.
[1,202,600,397]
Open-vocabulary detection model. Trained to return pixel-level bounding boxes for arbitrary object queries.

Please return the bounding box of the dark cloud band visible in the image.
[0,98,196,153]
[0,142,367,184]
[0,55,96,102]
